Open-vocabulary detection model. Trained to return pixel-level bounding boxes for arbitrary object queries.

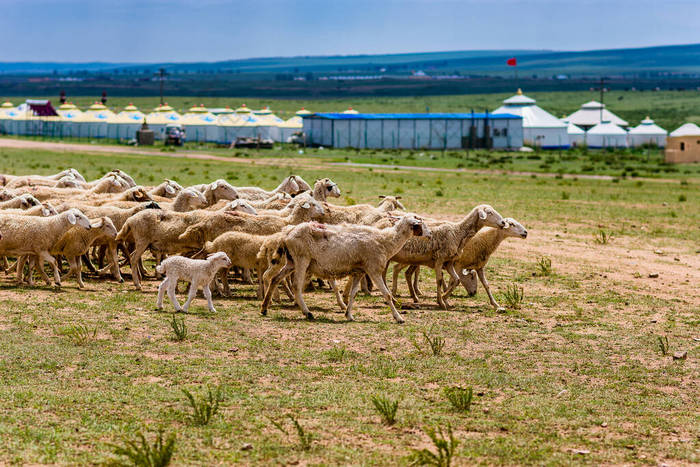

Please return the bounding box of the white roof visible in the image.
[566,121,585,135]
[669,123,700,137]
[628,117,667,136]
[587,121,627,135]
[493,89,566,129]
[564,100,628,127]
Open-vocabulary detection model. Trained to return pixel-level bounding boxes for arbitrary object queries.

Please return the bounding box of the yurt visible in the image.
[181,104,218,142]
[564,101,628,131]
[215,107,241,144]
[252,107,283,141]
[0,101,20,134]
[107,103,146,140]
[73,102,114,138]
[342,106,359,114]
[231,105,261,138]
[492,89,568,148]
[145,104,182,140]
[665,123,700,163]
[563,120,586,147]
[279,108,310,142]
[628,117,667,148]
[586,121,628,149]
[56,102,84,137]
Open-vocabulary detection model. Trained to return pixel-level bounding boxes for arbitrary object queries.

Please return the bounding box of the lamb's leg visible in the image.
[203,284,216,313]
[156,277,168,310]
[330,279,347,312]
[345,274,362,321]
[167,278,184,312]
[182,282,198,313]
[221,267,231,297]
[39,251,61,287]
[406,265,420,303]
[477,268,503,311]
[368,270,404,323]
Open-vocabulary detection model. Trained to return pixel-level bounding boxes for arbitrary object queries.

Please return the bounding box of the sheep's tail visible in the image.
[155,263,165,274]
[114,221,131,243]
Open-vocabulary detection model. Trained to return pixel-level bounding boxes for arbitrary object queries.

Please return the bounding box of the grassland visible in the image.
[0,144,698,465]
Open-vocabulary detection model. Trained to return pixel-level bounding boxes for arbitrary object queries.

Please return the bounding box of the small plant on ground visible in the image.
[658,335,670,356]
[169,315,187,342]
[58,323,97,346]
[109,430,176,467]
[182,386,223,426]
[536,256,552,276]
[270,415,314,451]
[594,229,610,244]
[502,283,524,309]
[410,423,459,466]
[411,326,446,356]
[444,386,473,412]
[561,191,570,200]
[326,346,347,362]
[371,395,400,425]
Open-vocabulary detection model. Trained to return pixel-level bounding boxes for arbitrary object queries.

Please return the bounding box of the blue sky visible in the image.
[1,0,698,62]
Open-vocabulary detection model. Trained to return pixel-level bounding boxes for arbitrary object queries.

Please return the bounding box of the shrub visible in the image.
[444,386,473,412]
[412,326,446,356]
[678,194,687,202]
[502,284,524,309]
[182,386,223,426]
[109,430,176,467]
[537,256,552,276]
[371,395,400,425]
[270,415,313,451]
[561,191,570,200]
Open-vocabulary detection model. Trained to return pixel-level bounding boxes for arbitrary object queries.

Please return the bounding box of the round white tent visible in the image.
[669,123,700,137]
[0,101,20,134]
[493,89,568,149]
[252,107,283,141]
[586,121,628,149]
[73,102,114,138]
[181,104,218,142]
[563,120,586,147]
[216,107,241,144]
[56,102,84,138]
[107,103,146,140]
[564,101,628,130]
[145,104,182,140]
[279,108,310,143]
[628,117,667,148]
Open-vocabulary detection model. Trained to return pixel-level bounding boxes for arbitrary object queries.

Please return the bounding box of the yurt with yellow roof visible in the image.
[55,102,84,137]
[0,101,21,135]
[216,107,245,144]
[72,101,115,138]
[279,108,310,142]
[181,104,218,142]
[145,103,182,140]
[252,106,283,141]
[232,104,263,138]
[107,103,146,140]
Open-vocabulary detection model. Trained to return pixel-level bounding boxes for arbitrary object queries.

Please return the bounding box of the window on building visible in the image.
[681,142,685,151]
[503,128,508,137]
[493,128,501,136]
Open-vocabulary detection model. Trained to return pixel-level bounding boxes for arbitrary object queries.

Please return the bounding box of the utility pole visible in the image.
[155,68,168,105]
[599,77,606,122]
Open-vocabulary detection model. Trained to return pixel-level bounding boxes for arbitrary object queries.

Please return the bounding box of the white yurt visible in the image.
[145,104,182,140]
[55,102,84,137]
[628,117,667,148]
[342,106,359,114]
[181,104,218,142]
[215,107,241,144]
[252,107,283,141]
[279,108,310,142]
[586,121,628,148]
[107,103,146,140]
[564,101,628,131]
[492,89,568,148]
[73,102,114,138]
[669,123,700,137]
[232,105,261,138]
[0,101,20,134]
[563,120,586,147]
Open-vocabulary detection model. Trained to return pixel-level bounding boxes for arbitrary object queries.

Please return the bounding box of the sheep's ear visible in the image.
[210,181,219,190]
[478,208,487,220]
[20,199,29,208]
[503,220,510,229]
[378,195,386,199]
[92,218,104,228]
[301,202,310,209]
[67,211,77,225]
[41,207,50,216]
[165,184,175,194]
[396,196,402,199]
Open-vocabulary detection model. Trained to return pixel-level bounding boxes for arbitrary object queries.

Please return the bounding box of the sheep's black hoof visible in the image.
[260,308,268,316]
[119,278,125,283]
[306,312,314,320]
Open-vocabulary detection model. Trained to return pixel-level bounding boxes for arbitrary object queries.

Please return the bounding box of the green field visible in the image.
[0,145,698,465]
[6,89,700,131]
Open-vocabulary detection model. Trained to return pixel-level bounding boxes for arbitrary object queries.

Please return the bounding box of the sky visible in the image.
[1,0,698,63]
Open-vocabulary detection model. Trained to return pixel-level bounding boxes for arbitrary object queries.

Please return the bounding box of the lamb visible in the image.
[24,217,120,288]
[0,194,41,210]
[190,179,239,205]
[261,215,430,323]
[387,204,506,310]
[312,178,341,201]
[162,188,207,212]
[148,179,183,198]
[0,208,92,286]
[437,218,528,311]
[155,252,231,313]
[235,175,310,201]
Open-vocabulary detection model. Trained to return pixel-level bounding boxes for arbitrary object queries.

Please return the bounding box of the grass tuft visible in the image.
[58,323,97,346]
[109,430,176,467]
[182,386,223,426]
[444,386,473,412]
[594,229,611,244]
[409,423,459,466]
[270,415,314,451]
[371,395,400,425]
[536,256,552,276]
[502,283,524,309]
[658,335,670,356]
[412,326,446,356]
[169,315,187,342]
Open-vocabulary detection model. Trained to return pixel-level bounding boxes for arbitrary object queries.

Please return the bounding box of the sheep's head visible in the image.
[126,186,151,202]
[225,199,257,215]
[55,174,81,188]
[299,198,325,219]
[68,168,86,183]
[91,217,118,237]
[0,189,14,201]
[279,176,301,195]
[207,251,232,270]
[291,175,311,193]
[378,195,406,211]
[178,225,204,245]
[66,208,91,230]
[405,215,431,238]
[181,188,207,209]
[111,169,136,187]
[20,194,41,208]
[317,178,341,198]
[208,179,239,202]
[502,218,528,239]
[460,269,478,296]
[475,204,506,229]
[40,202,58,217]
[162,179,183,197]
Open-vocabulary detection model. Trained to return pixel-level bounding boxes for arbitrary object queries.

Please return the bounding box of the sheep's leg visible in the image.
[330,279,347,312]
[413,266,425,297]
[345,274,362,321]
[434,260,448,310]
[82,253,96,273]
[203,284,217,313]
[242,268,253,284]
[392,263,408,296]
[282,276,294,301]
[256,266,264,300]
[440,262,461,308]
[261,260,294,315]
[182,282,198,313]
[128,242,149,289]
[108,242,123,282]
[405,265,420,303]
[156,277,169,310]
[368,269,404,324]
[221,268,231,297]
[2,256,7,274]
[75,256,85,288]
[477,268,503,311]
[39,251,61,287]
[292,258,313,319]
[361,275,371,294]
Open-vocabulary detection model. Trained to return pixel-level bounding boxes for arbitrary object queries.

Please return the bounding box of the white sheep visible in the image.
[235,175,311,201]
[0,194,41,210]
[312,178,341,201]
[155,252,232,313]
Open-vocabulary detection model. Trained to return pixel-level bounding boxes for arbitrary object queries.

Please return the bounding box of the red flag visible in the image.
[507,57,517,66]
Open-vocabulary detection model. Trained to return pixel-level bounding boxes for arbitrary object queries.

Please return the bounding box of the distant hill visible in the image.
[2,43,700,76]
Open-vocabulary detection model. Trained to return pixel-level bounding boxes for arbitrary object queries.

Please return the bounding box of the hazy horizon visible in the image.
[1,0,698,63]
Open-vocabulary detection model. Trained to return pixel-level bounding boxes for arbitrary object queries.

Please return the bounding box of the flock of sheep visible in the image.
[0,168,528,322]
